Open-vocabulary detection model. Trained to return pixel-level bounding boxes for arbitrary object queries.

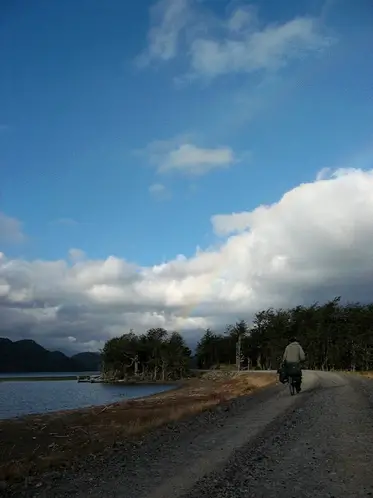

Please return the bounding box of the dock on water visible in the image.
[77,375,103,383]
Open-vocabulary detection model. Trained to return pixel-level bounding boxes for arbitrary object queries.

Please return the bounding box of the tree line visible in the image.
[101,328,192,381]
[101,297,373,380]
[196,298,373,371]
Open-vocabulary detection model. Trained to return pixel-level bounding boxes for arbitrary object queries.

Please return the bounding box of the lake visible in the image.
[0,375,175,419]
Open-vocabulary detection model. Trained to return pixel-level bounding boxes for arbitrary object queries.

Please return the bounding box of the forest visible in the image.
[101,297,373,379]
[101,328,192,381]
[196,297,373,371]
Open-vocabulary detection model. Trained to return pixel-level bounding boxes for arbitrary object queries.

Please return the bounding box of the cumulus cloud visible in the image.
[139,0,333,80]
[212,211,253,236]
[2,168,373,352]
[316,167,331,181]
[146,138,236,175]
[0,212,25,243]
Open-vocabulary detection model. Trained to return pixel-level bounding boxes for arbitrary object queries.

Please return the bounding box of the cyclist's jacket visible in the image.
[283,341,305,363]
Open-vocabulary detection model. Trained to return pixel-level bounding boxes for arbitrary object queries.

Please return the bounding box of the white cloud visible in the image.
[228,6,257,34]
[68,248,86,262]
[316,166,364,181]
[148,183,171,200]
[2,168,373,351]
[316,167,331,180]
[149,183,166,194]
[190,17,331,79]
[139,1,334,81]
[0,212,25,243]
[146,139,236,175]
[212,211,254,236]
[136,0,191,66]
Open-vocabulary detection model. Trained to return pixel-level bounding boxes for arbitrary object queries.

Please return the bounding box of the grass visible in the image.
[0,371,276,483]
[343,370,373,379]
[356,371,373,379]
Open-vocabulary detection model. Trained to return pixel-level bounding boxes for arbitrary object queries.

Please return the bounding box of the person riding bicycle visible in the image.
[282,337,305,392]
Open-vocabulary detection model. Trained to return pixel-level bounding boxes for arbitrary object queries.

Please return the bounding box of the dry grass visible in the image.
[357,371,373,379]
[0,372,276,483]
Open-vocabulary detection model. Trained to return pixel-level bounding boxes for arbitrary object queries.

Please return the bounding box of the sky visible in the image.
[1,0,373,353]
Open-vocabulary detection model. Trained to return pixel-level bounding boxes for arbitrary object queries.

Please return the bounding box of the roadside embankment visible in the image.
[0,371,276,485]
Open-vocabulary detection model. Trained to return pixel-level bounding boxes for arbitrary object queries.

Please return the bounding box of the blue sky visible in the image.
[2,0,373,352]
[1,0,373,266]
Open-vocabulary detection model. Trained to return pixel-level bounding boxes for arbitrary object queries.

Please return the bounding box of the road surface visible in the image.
[11,371,373,497]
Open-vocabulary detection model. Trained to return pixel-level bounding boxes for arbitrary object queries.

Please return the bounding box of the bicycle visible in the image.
[278,364,302,395]
[288,374,298,396]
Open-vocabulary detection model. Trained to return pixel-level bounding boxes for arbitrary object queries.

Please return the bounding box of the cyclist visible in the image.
[282,337,305,393]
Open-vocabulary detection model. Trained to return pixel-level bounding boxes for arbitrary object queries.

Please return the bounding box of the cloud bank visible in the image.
[1,168,373,352]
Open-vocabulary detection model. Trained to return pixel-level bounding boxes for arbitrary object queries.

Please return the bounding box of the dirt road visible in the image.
[10,371,373,497]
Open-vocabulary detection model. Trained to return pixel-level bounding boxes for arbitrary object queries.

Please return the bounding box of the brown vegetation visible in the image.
[0,372,276,483]
[357,371,373,379]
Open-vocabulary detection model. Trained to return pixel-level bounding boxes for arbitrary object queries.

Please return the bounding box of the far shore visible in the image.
[0,375,79,382]
[0,374,184,384]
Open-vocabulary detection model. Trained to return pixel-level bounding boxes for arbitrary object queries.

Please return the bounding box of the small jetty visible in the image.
[77,375,103,383]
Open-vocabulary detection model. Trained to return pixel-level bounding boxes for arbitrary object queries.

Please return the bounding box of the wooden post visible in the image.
[236,334,242,371]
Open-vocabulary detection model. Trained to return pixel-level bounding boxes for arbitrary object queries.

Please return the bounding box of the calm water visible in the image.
[0,378,175,420]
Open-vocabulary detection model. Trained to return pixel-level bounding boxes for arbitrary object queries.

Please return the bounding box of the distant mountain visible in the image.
[0,338,101,373]
[71,352,101,371]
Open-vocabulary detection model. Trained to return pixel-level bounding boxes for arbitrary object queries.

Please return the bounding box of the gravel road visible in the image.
[8,371,373,498]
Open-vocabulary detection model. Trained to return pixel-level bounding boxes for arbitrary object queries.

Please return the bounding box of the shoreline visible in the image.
[1,381,182,424]
[0,375,184,384]
[0,371,277,485]
[0,373,100,382]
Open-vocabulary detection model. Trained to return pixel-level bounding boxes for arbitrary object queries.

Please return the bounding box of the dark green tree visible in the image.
[102,328,191,381]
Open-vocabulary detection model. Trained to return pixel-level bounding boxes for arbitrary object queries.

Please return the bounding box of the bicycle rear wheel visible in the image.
[289,375,296,396]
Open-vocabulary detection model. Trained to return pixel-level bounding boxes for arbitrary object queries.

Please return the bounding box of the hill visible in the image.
[0,338,101,373]
[71,352,102,371]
